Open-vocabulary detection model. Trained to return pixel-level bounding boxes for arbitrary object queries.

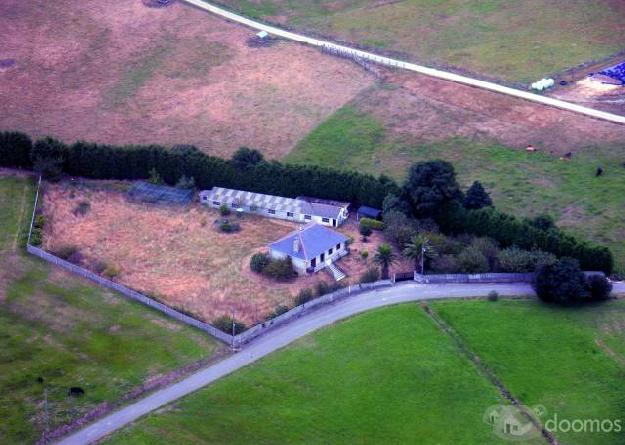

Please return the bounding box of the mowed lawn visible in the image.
[219,0,625,82]
[0,175,220,445]
[431,299,625,445]
[104,305,511,445]
[286,107,625,273]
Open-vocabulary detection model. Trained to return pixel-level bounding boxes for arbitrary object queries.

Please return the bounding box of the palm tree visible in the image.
[403,234,436,273]
[374,243,397,279]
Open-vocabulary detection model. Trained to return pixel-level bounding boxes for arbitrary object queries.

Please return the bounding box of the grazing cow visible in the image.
[525,145,537,152]
[68,387,85,397]
[596,167,604,177]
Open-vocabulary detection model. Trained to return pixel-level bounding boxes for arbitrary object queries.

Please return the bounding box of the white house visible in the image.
[199,187,350,227]
[268,223,349,278]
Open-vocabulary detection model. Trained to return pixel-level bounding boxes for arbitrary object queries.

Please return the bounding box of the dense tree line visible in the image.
[0,131,398,208]
[0,131,614,273]
[438,204,613,274]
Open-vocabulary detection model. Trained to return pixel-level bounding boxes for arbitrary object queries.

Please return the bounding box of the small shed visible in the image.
[357,205,382,221]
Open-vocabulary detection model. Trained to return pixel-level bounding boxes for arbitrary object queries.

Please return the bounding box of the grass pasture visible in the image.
[432,299,625,445]
[220,0,625,82]
[0,175,220,444]
[104,305,510,445]
[0,0,373,158]
[104,299,625,445]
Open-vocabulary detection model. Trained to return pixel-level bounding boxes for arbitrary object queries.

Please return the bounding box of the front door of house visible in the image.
[320,253,325,262]
[311,257,316,268]
[332,219,336,227]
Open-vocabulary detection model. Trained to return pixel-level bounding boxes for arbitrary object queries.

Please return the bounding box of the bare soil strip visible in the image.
[421,303,559,445]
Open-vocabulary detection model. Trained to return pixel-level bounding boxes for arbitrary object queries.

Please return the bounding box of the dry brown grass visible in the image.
[41,182,348,324]
[0,0,373,159]
[357,72,625,157]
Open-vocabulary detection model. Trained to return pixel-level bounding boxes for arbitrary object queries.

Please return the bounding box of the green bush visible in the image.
[73,201,91,216]
[265,304,290,321]
[360,250,369,260]
[219,220,240,233]
[534,258,588,304]
[34,214,46,229]
[359,217,384,231]
[262,257,295,281]
[103,265,121,279]
[212,315,248,334]
[29,228,42,246]
[430,254,460,274]
[93,260,108,274]
[359,267,379,283]
[250,252,270,273]
[457,246,489,274]
[219,204,231,216]
[383,210,418,247]
[55,245,79,261]
[359,225,372,241]
[488,290,499,302]
[498,247,557,273]
[315,281,331,296]
[294,288,314,306]
[586,275,612,301]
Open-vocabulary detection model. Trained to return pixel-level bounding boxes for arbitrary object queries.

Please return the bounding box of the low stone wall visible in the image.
[414,272,536,284]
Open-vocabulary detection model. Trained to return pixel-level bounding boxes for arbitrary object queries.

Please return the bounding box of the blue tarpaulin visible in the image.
[599,61,625,83]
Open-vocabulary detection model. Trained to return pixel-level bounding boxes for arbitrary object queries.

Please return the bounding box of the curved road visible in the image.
[55,281,624,444]
[181,0,625,125]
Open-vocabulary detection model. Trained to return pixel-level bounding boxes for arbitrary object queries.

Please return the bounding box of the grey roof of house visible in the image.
[201,187,346,219]
[357,205,382,219]
[269,223,349,262]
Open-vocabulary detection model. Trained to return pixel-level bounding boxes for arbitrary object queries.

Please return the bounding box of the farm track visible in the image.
[180,0,625,125]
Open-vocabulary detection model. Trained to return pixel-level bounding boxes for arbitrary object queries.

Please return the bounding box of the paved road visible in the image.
[55,281,625,444]
[180,0,625,125]
[57,282,536,445]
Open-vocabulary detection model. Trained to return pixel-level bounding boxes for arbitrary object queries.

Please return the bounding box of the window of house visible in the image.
[231,202,238,208]
[287,212,294,217]
[304,215,312,220]
[268,209,276,215]
[212,201,220,206]
[329,248,333,255]
[322,217,330,223]
[336,243,341,250]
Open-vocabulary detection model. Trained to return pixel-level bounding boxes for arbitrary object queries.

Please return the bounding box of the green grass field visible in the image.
[105,305,511,444]
[286,106,625,273]
[432,299,625,445]
[219,0,625,82]
[104,299,625,445]
[0,175,221,444]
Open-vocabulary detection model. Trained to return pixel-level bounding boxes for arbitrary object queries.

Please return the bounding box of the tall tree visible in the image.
[403,234,436,273]
[231,147,264,170]
[463,181,492,210]
[403,161,461,217]
[374,243,397,279]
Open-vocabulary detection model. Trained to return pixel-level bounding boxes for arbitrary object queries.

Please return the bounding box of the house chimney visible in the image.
[293,237,300,253]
